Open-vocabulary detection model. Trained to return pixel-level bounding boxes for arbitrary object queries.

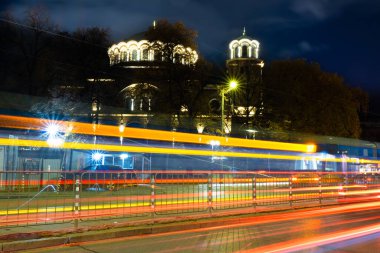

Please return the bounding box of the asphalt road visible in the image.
[24,202,380,253]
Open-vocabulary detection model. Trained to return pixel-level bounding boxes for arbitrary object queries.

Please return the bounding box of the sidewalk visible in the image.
[0,200,337,252]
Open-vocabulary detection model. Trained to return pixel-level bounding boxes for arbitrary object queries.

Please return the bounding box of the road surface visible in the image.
[25,201,380,253]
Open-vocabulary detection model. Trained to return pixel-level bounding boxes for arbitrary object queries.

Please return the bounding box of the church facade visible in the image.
[90,24,264,136]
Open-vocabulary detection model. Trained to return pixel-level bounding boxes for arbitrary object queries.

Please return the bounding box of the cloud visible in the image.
[278,40,326,58]
[299,41,312,52]
[290,0,358,21]
[291,0,328,20]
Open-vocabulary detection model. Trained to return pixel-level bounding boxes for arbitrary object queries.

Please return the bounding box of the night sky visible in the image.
[1,0,380,97]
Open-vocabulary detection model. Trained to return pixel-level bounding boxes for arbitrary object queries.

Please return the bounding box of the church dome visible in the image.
[107,25,198,66]
[228,28,260,59]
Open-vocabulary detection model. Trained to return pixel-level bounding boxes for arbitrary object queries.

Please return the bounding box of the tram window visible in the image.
[104,156,113,165]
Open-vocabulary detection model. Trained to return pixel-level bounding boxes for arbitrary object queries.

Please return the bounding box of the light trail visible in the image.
[0,183,376,222]
[53,201,380,251]
[0,137,314,161]
[0,114,316,153]
[243,223,380,253]
[1,136,378,165]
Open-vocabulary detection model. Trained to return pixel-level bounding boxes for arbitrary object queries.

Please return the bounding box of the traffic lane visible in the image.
[295,232,380,253]
[25,203,380,253]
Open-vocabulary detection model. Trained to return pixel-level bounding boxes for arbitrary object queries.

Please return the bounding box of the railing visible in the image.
[1,171,379,227]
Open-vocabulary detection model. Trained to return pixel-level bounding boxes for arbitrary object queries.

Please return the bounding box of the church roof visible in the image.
[234,27,254,41]
[124,31,147,41]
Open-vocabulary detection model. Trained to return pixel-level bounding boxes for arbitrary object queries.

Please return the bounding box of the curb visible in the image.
[2,237,68,252]
[0,217,241,252]
[0,202,338,252]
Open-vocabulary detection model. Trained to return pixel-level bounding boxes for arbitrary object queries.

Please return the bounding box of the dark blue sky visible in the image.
[1,0,380,94]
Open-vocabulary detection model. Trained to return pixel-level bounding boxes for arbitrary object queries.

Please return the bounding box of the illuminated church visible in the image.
[91,24,264,136]
[89,22,200,129]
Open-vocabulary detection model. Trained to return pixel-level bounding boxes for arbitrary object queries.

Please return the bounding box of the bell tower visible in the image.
[226,28,264,136]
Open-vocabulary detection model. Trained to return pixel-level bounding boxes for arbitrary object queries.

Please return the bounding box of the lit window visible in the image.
[130,98,134,111]
[142,49,149,60]
[242,45,248,58]
[154,50,162,61]
[121,51,127,61]
[234,47,239,58]
[131,50,138,61]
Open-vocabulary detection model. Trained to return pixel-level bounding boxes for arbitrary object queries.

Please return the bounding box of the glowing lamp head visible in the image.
[229,80,238,89]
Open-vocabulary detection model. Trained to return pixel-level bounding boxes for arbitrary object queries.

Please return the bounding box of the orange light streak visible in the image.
[0,137,315,161]
[242,223,380,253]
[0,114,315,152]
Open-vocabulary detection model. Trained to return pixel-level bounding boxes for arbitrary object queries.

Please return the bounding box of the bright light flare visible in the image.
[47,137,64,148]
[92,152,103,161]
[209,140,220,146]
[306,144,316,153]
[45,123,60,137]
[120,153,129,159]
[119,124,125,133]
[44,122,66,147]
[229,80,238,89]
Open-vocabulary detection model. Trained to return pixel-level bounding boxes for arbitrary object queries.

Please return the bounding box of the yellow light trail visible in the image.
[0,194,322,216]
[0,114,316,153]
[0,137,372,163]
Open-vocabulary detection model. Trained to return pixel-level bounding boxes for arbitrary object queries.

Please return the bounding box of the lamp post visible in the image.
[221,80,238,135]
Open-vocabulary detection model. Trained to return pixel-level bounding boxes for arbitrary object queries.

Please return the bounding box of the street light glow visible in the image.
[229,80,238,89]
[221,80,239,135]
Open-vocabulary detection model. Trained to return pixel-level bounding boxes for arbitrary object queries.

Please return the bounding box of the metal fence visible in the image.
[1,170,379,227]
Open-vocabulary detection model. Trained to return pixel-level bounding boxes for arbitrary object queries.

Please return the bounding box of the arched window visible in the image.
[242,45,248,58]
[142,49,149,60]
[113,49,120,63]
[131,50,138,61]
[154,50,162,61]
[234,47,239,58]
[174,53,180,63]
[121,51,127,61]
[251,47,257,58]
[109,53,114,65]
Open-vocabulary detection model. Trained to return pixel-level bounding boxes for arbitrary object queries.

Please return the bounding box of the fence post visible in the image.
[74,174,81,229]
[22,173,25,192]
[344,173,349,197]
[252,176,257,211]
[318,174,322,205]
[289,175,293,208]
[150,174,155,218]
[207,173,212,214]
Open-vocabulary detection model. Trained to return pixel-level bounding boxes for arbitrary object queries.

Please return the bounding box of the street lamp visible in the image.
[221,80,238,135]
